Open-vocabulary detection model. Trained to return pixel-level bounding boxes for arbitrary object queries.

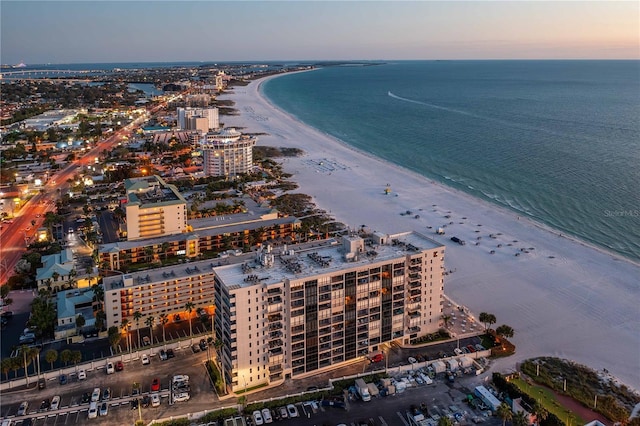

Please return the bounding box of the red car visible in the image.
[151,378,160,392]
[115,361,124,371]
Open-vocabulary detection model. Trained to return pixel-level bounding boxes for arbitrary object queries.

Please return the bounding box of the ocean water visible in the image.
[262,61,640,262]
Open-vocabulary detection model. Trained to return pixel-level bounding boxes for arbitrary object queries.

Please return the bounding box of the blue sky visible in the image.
[1,1,638,64]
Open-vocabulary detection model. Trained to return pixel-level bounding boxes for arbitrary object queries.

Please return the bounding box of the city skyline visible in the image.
[1,1,638,64]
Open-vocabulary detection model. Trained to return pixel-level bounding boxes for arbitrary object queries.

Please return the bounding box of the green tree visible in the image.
[495,324,514,339]
[10,357,22,379]
[145,316,155,346]
[438,416,454,426]
[441,314,452,328]
[531,402,548,425]
[95,310,106,331]
[45,349,58,370]
[159,314,168,343]
[71,350,82,366]
[1,357,13,380]
[497,402,513,426]
[479,312,497,332]
[30,295,57,338]
[121,319,131,352]
[75,314,86,335]
[213,338,226,391]
[108,326,121,352]
[92,283,105,310]
[184,302,195,339]
[60,349,72,366]
[512,411,528,426]
[20,345,36,384]
[133,310,142,349]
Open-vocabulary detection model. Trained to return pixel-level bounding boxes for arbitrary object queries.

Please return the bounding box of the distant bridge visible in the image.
[0,69,111,78]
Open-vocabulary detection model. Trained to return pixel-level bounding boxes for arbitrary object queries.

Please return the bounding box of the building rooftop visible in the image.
[103,231,443,291]
[36,248,75,282]
[56,288,94,320]
[124,175,186,206]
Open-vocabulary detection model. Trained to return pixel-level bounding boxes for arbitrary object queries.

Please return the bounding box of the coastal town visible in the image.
[0,63,638,426]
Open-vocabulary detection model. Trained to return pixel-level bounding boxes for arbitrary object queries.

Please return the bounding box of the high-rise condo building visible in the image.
[177,107,219,131]
[201,128,256,177]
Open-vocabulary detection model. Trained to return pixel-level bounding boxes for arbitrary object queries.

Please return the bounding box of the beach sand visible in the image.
[221,74,640,390]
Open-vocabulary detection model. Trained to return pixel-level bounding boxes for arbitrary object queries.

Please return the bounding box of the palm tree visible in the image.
[145,315,155,346]
[495,324,514,339]
[184,302,195,340]
[45,349,58,370]
[159,314,169,344]
[75,314,86,335]
[479,312,497,332]
[71,350,82,367]
[20,345,36,385]
[161,242,170,260]
[512,411,529,426]
[497,402,513,426]
[121,319,131,353]
[60,349,72,366]
[531,402,548,426]
[10,357,22,379]
[133,310,142,349]
[213,338,225,390]
[1,357,12,381]
[441,314,452,328]
[92,283,105,310]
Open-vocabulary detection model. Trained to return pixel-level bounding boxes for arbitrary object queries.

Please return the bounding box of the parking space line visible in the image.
[396,411,410,426]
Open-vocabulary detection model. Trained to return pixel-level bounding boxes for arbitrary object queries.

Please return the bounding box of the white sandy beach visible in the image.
[220,73,640,390]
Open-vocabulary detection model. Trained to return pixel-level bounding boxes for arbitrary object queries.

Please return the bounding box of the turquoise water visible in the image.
[262,61,640,261]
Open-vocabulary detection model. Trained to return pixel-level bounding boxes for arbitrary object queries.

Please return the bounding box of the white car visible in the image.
[252,410,264,425]
[151,393,161,407]
[286,404,299,418]
[262,408,273,424]
[91,387,101,402]
[50,395,61,410]
[17,401,29,416]
[173,392,190,402]
[106,362,115,374]
[88,402,98,419]
[141,354,150,365]
[172,374,189,383]
[78,369,87,380]
[408,356,417,364]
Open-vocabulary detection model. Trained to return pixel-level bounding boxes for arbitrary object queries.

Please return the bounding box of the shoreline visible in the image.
[220,72,640,391]
[251,73,639,269]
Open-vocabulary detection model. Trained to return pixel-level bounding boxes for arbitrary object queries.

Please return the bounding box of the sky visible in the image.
[1,1,638,64]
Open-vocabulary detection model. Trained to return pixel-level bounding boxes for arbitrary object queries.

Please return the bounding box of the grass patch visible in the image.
[510,377,585,425]
[205,360,228,396]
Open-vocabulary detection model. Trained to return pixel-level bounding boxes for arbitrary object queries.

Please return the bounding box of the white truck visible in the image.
[355,378,371,402]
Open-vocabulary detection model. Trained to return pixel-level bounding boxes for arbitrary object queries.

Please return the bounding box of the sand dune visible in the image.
[220,73,639,390]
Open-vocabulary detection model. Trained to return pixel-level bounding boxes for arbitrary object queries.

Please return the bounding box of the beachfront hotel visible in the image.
[123,175,188,241]
[177,106,219,131]
[201,128,256,177]
[213,231,445,392]
[101,231,444,393]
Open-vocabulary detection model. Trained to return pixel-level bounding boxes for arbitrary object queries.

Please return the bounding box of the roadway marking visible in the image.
[396,411,410,426]
[379,416,389,426]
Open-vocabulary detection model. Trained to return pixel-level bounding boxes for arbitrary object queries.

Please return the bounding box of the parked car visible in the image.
[130,399,139,410]
[99,402,108,416]
[59,374,68,385]
[39,399,50,411]
[88,402,98,419]
[166,348,175,359]
[102,387,111,401]
[78,369,87,380]
[115,361,124,371]
[252,410,264,425]
[159,349,168,361]
[408,356,417,364]
[38,377,46,389]
[142,336,151,346]
[261,408,273,424]
[141,395,150,408]
[91,388,101,402]
[151,378,161,392]
[286,404,299,418]
[106,362,115,374]
[277,406,288,419]
[17,401,29,416]
[466,345,476,353]
[50,395,61,410]
[191,344,200,353]
[173,392,190,402]
[151,393,161,407]
[81,392,91,404]
[475,344,485,351]
[199,338,207,351]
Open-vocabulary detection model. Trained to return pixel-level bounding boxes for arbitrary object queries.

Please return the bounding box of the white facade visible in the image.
[201,128,256,177]
[177,107,219,131]
[124,176,188,241]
